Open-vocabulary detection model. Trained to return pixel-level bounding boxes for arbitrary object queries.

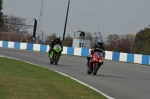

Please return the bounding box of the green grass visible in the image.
[0,57,107,99]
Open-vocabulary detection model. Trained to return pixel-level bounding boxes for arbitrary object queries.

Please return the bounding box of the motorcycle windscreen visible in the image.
[53,44,62,52]
[95,52,104,58]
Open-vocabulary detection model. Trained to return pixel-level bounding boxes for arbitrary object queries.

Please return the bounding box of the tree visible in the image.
[132,28,150,54]
[106,34,119,44]
[105,34,135,53]
[0,31,2,37]
[45,33,73,47]
[45,33,56,45]
[1,24,8,32]
[0,0,3,28]
[85,32,92,40]
[117,34,135,53]
[62,34,73,47]
[2,15,29,33]
[105,34,119,51]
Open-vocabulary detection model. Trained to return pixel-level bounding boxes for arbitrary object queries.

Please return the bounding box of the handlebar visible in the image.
[92,48,104,52]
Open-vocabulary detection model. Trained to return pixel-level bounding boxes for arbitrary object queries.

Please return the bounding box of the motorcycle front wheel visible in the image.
[93,64,99,75]
[54,54,60,65]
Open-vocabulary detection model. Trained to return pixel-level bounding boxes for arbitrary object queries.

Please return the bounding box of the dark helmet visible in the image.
[97,39,103,45]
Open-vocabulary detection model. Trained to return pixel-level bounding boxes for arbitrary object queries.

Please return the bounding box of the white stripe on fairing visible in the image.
[0,54,115,99]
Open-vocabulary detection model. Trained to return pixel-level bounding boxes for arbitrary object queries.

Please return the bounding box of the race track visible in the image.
[0,47,150,99]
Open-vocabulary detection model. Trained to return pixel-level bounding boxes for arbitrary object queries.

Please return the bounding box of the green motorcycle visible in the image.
[49,44,62,65]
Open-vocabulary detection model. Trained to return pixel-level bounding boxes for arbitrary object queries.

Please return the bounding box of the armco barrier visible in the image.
[0,40,150,65]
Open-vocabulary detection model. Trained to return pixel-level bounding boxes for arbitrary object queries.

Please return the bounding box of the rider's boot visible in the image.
[48,50,50,57]
[86,60,89,66]
[90,62,93,73]
[51,55,54,61]
[86,62,88,66]
[86,56,90,66]
[48,52,50,57]
[101,61,104,65]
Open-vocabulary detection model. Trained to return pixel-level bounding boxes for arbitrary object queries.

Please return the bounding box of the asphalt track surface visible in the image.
[0,48,150,99]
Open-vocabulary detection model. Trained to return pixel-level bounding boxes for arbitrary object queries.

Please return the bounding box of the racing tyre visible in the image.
[54,54,59,65]
[93,64,99,75]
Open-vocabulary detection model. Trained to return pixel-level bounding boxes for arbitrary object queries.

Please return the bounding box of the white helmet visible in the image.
[56,35,60,40]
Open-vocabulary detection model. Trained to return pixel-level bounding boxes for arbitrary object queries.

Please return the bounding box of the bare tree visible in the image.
[3,15,30,33]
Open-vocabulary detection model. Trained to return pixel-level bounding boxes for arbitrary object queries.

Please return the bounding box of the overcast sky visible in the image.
[2,0,150,38]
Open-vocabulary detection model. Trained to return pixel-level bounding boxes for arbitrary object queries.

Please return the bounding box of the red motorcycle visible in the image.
[87,50,104,75]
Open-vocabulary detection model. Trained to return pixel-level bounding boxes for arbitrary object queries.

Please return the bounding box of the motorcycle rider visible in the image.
[48,35,63,58]
[86,39,105,66]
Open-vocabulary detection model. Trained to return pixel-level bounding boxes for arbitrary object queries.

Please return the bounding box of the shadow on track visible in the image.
[95,74,127,79]
[54,64,71,67]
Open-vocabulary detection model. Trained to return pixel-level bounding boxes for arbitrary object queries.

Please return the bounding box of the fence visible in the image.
[0,32,33,43]
[0,40,149,65]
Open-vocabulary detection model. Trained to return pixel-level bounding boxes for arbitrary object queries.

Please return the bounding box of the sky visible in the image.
[2,0,150,38]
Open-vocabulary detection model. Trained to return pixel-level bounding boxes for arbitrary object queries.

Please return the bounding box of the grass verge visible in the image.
[0,57,107,99]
